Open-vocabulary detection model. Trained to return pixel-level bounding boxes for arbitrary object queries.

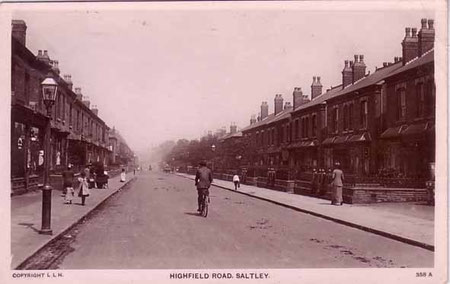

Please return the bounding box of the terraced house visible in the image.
[238,18,435,203]
[10,20,134,194]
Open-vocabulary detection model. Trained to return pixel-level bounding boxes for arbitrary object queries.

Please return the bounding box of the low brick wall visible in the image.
[346,187,428,204]
[212,174,429,204]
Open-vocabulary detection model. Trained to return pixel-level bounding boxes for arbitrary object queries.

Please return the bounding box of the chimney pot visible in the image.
[421,18,427,29]
[317,76,321,83]
[354,54,359,62]
[359,55,364,62]
[313,76,316,82]
[383,62,388,67]
[405,27,411,37]
[412,28,418,37]
[38,50,42,56]
[428,19,434,30]
[344,60,349,67]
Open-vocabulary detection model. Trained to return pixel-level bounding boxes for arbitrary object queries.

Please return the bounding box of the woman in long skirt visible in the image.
[120,168,126,182]
[331,162,344,205]
[77,171,90,205]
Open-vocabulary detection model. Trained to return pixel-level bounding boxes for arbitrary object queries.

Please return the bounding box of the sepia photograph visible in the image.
[0,1,447,283]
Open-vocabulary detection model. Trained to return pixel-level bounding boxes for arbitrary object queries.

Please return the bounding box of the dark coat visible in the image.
[195,166,213,189]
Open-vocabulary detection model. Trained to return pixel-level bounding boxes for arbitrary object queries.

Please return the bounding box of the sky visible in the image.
[12,3,436,155]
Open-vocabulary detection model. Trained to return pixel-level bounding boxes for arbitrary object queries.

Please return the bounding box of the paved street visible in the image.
[27,171,430,269]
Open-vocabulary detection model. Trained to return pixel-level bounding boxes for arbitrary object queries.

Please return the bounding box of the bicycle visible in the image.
[199,189,210,217]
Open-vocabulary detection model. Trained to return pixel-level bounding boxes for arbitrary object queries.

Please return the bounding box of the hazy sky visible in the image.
[13,3,435,154]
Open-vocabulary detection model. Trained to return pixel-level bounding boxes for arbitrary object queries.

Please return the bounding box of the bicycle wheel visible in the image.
[201,195,208,217]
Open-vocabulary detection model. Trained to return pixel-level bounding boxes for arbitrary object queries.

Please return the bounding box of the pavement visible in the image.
[10,172,137,269]
[176,173,434,251]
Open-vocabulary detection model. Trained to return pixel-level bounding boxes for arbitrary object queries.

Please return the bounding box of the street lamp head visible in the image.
[211,144,216,152]
[41,76,58,109]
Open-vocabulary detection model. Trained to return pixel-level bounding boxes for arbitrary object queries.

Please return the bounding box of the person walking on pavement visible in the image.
[62,164,75,204]
[233,173,240,190]
[120,168,126,182]
[317,168,324,196]
[311,168,318,195]
[77,171,90,206]
[331,162,345,206]
[195,161,213,212]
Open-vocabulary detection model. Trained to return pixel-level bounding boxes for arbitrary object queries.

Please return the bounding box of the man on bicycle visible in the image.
[195,161,213,212]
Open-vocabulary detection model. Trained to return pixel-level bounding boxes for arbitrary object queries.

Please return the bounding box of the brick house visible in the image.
[10,20,132,194]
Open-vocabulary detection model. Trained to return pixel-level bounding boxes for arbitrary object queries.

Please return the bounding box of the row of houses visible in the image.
[11,20,135,194]
[216,18,435,200]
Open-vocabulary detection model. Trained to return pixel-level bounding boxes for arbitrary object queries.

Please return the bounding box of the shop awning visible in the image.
[322,137,336,145]
[402,123,428,137]
[380,125,408,139]
[334,135,351,144]
[348,132,372,143]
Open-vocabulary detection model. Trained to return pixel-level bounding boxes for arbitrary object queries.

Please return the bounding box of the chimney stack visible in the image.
[91,105,99,116]
[41,50,51,65]
[260,101,269,119]
[82,96,91,108]
[284,102,292,110]
[63,74,73,90]
[274,94,284,115]
[293,87,304,109]
[75,87,83,100]
[352,55,366,83]
[257,113,261,122]
[342,60,353,89]
[12,20,27,46]
[418,18,435,57]
[250,115,256,125]
[311,76,323,99]
[51,60,60,75]
[230,123,237,134]
[402,27,419,65]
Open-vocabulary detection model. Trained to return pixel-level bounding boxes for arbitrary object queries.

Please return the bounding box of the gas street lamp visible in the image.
[39,76,58,235]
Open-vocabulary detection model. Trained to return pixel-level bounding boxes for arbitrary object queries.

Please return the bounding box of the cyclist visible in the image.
[195,161,213,212]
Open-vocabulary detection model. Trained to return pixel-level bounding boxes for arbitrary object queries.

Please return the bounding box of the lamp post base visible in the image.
[38,229,53,235]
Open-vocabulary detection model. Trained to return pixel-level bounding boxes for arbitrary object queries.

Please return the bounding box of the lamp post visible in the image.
[211,144,216,172]
[39,76,58,235]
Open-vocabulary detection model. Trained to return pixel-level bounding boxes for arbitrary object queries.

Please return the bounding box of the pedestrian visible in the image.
[195,161,213,212]
[62,164,75,204]
[317,169,324,196]
[331,162,345,206]
[311,168,318,195]
[77,171,90,206]
[120,168,126,182]
[233,173,240,190]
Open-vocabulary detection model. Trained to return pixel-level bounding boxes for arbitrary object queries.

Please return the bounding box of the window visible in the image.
[360,100,368,128]
[425,80,434,116]
[343,105,348,131]
[416,83,424,117]
[312,114,317,137]
[333,107,339,133]
[349,103,354,130]
[396,88,406,121]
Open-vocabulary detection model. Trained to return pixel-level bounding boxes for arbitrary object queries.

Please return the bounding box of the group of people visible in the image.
[61,164,120,206]
[61,165,92,206]
[311,163,345,206]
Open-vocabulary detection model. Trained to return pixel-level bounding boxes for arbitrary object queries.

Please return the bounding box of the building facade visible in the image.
[11,20,134,194]
[236,18,435,193]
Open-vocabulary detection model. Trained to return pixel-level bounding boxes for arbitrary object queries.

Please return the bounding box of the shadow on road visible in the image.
[184,212,203,217]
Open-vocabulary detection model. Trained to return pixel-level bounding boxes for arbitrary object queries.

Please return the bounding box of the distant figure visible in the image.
[120,168,126,182]
[62,164,74,204]
[195,161,213,212]
[77,171,90,206]
[233,173,240,190]
[331,162,345,206]
[311,169,318,195]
